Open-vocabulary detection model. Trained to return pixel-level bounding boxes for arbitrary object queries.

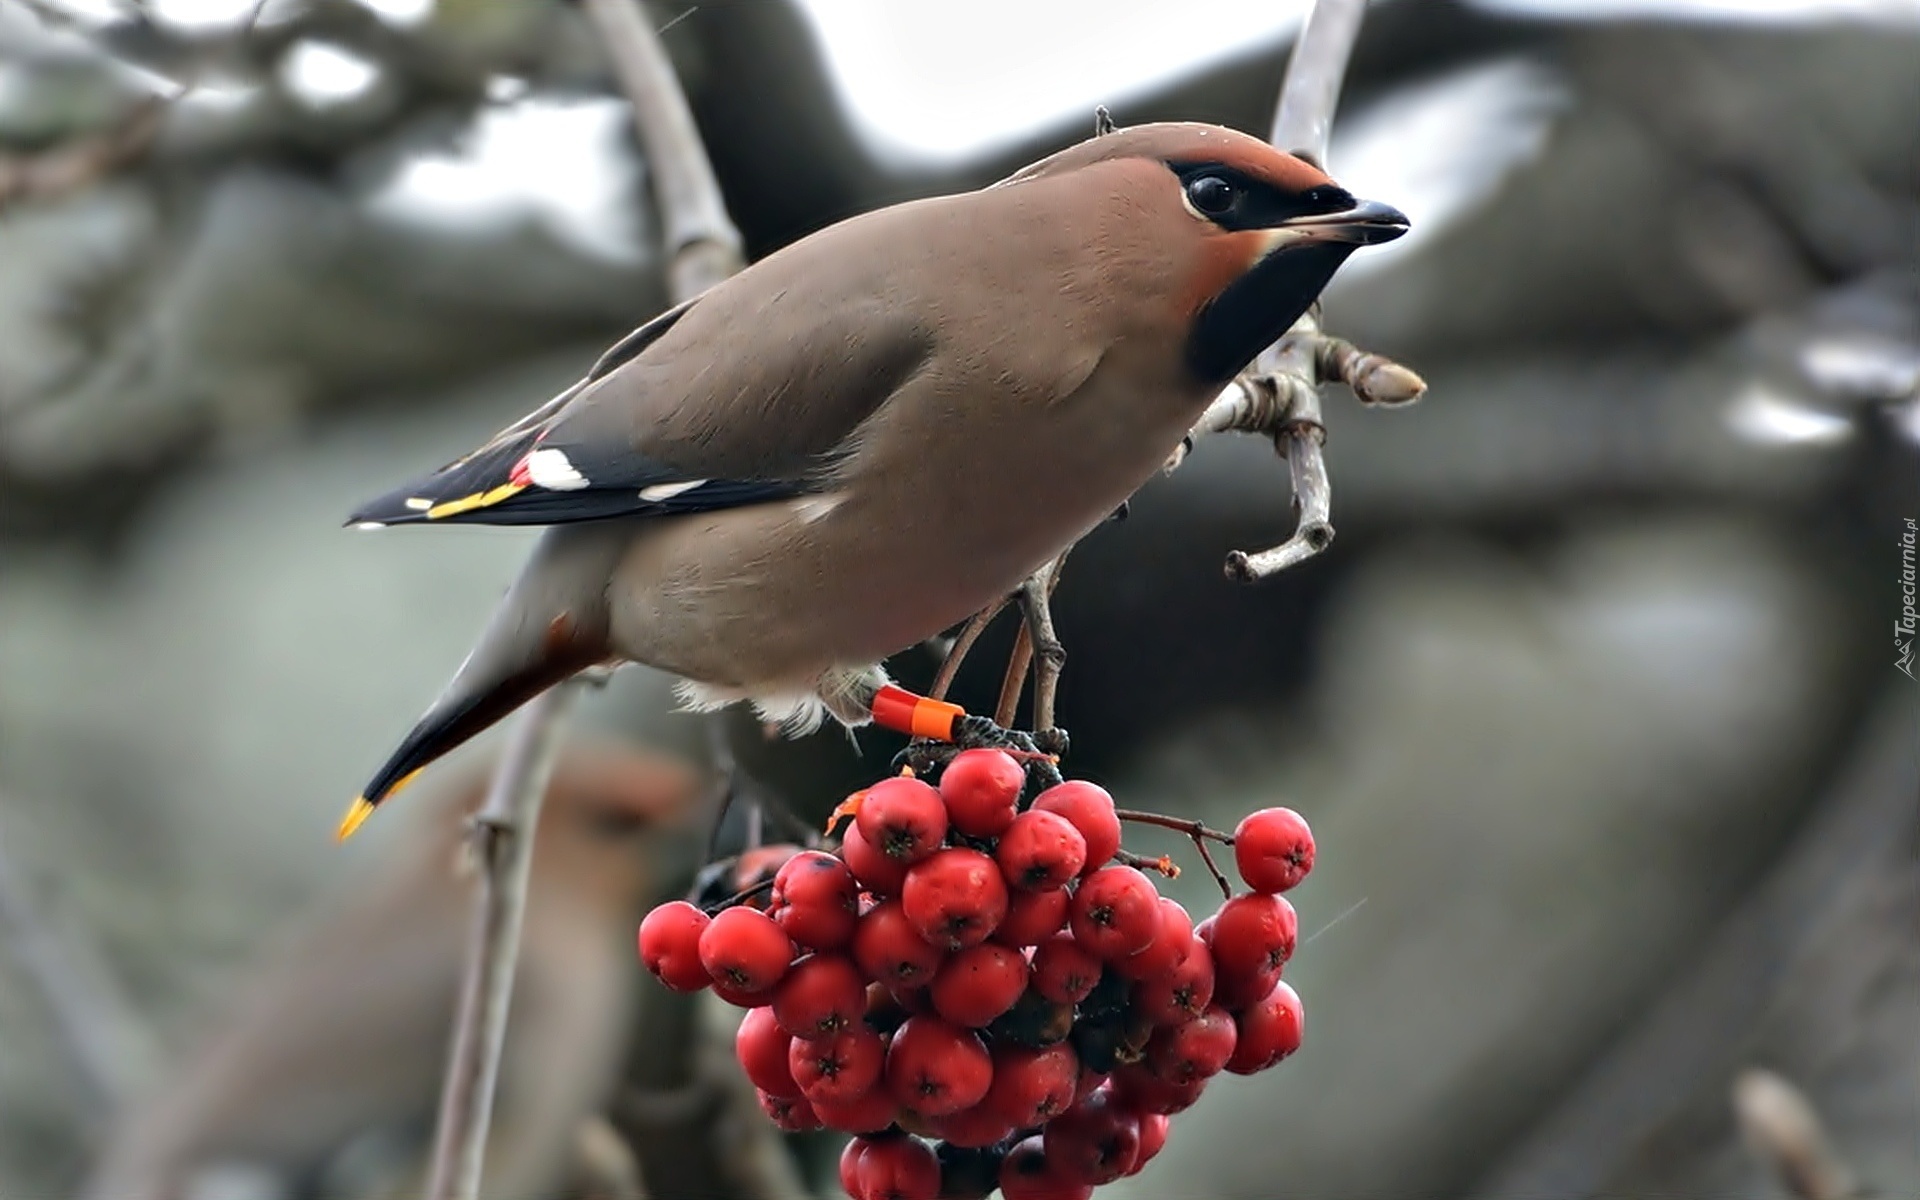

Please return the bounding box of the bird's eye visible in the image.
[1185,174,1238,217]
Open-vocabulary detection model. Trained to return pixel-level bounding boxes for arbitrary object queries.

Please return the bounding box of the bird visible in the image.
[338,121,1406,840]
[82,741,701,1200]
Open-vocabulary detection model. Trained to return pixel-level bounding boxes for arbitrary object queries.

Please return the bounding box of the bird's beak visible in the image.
[1264,198,1410,251]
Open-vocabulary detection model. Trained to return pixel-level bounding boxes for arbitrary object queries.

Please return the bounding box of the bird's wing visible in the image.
[347,285,931,528]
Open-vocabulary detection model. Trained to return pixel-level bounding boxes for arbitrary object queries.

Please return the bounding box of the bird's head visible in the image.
[1005,122,1408,383]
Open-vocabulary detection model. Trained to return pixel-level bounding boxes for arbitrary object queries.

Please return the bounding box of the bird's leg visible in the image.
[928,596,1010,702]
[1020,552,1070,737]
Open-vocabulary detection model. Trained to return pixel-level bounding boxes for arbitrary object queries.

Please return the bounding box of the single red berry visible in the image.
[1043,1087,1141,1185]
[772,850,859,950]
[1107,1064,1207,1115]
[1233,806,1315,893]
[902,848,1007,950]
[982,1042,1078,1128]
[930,942,1028,1028]
[925,1102,1017,1149]
[637,900,711,992]
[772,953,867,1039]
[1206,893,1297,984]
[857,1134,941,1200]
[857,777,949,863]
[1031,780,1121,873]
[756,1087,820,1132]
[995,886,1070,947]
[1135,937,1215,1026]
[735,1004,800,1098]
[790,1024,887,1106]
[1068,866,1161,961]
[1130,1112,1171,1175]
[698,905,795,993]
[852,899,946,989]
[1146,1003,1237,1085]
[999,1136,1094,1200]
[1225,979,1304,1074]
[995,810,1087,891]
[814,1083,900,1134]
[939,748,1025,837]
[885,1015,992,1117]
[841,819,909,896]
[1114,897,1193,983]
[840,1137,871,1198]
[1030,932,1103,1006]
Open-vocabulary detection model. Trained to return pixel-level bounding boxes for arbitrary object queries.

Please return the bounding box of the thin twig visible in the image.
[1114,809,1237,899]
[1164,0,1425,582]
[0,809,159,1117]
[928,597,1009,701]
[580,0,743,299]
[995,624,1034,728]
[1733,1069,1862,1200]
[423,684,579,1200]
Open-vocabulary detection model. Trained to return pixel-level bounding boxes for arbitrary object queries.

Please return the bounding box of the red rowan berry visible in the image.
[1233,806,1315,893]
[841,819,909,896]
[938,748,1024,837]
[930,942,1028,1028]
[856,777,949,863]
[885,1015,992,1117]
[1226,979,1304,1074]
[902,848,1007,950]
[790,1024,886,1106]
[1032,780,1121,873]
[857,1134,941,1200]
[995,885,1070,947]
[755,1087,820,1132]
[1043,1087,1141,1185]
[1114,897,1193,982]
[773,953,867,1039]
[995,810,1087,891]
[1146,1003,1237,1085]
[734,1004,800,1098]
[852,899,945,989]
[1206,893,1297,989]
[840,1137,870,1198]
[699,905,794,993]
[999,1136,1094,1200]
[637,900,711,992]
[1068,866,1160,961]
[1030,932,1103,1006]
[772,850,859,950]
[1130,1112,1171,1175]
[1134,937,1215,1026]
[982,1042,1078,1128]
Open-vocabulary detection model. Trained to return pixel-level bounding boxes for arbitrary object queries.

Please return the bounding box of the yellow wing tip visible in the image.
[335,797,377,842]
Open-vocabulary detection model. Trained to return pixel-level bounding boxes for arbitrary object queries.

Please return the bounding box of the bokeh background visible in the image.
[1,0,1916,1197]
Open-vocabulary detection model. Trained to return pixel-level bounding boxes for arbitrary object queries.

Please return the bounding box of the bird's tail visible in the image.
[338,524,626,840]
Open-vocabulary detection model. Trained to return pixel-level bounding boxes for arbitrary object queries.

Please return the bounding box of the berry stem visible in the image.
[699,875,776,915]
[1114,849,1180,879]
[1114,810,1237,899]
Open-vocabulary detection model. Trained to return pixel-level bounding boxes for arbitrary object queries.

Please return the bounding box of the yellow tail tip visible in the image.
[335,797,377,842]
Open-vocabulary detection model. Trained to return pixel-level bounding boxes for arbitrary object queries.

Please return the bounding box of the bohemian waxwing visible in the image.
[83,742,700,1200]
[339,121,1405,839]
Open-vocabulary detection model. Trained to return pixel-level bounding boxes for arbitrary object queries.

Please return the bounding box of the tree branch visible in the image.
[1170,0,1429,582]
[423,683,578,1200]
[1733,1069,1862,1200]
[0,806,158,1118]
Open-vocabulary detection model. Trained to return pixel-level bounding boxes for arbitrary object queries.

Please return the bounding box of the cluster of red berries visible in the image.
[637,747,1316,1200]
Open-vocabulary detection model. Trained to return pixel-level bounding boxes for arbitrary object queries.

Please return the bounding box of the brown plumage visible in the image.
[83,742,700,1200]
[342,122,1405,835]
